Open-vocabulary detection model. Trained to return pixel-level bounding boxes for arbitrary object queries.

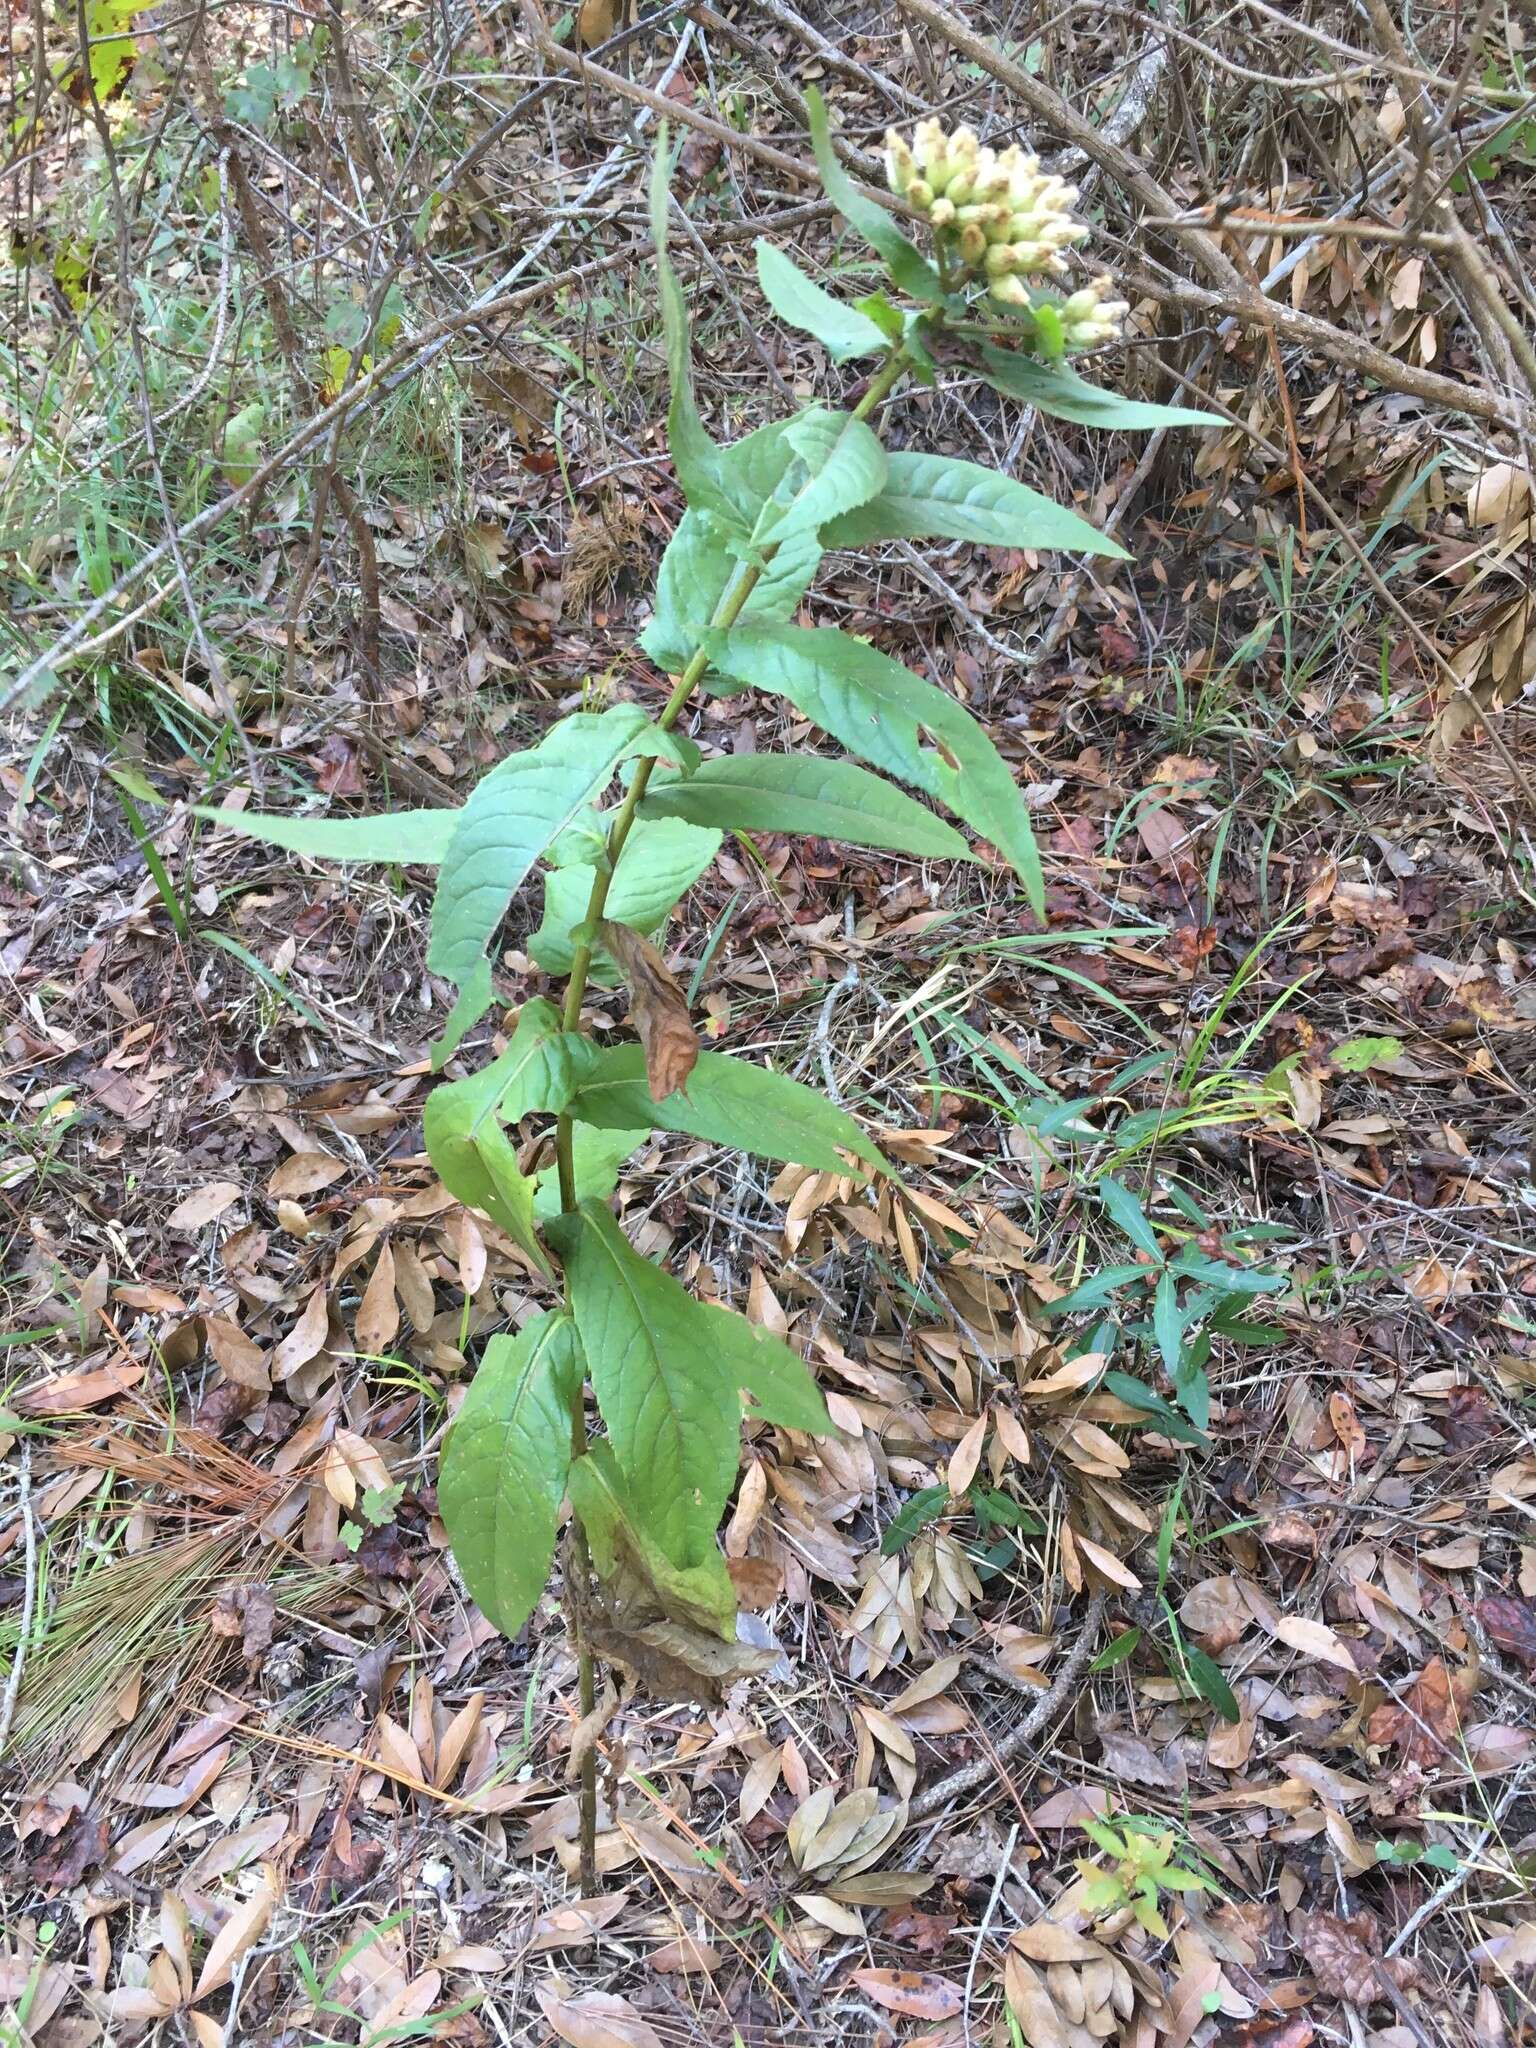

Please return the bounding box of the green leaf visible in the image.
[556,1203,741,1565]
[1090,1627,1143,1673]
[427,707,667,1061]
[437,1311,582,1637]
[705,624,1044,908]
[805,86,942,303]
[475,996,582,1123]
[532,1123,649,1222]
[650,129,736,522]
[693,1302,831,1433]
[566,1044,890,1177]
[1330,1034,1403,1074]
[566,1442,737,1637]
[530,817,721,979]
[977,345,1223,431]
[1179,1640,1241,1723]
[761,407,888,546]
[1098,1174,1163,1259]
[880,1484,948,1555]
[820,450,1129,559]
[642,509,820,675]
[423,1069,550,1275]
[195,805,457,864]
[754,242,887,362]
[639,753,972,862]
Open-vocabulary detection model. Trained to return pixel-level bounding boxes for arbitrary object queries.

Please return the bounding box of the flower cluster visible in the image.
[885,117,1126,342]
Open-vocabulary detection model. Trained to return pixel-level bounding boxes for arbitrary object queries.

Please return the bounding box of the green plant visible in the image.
[1093,1478,1242,1721]
[204,100,1216,1885]
[1075,1809,1216,1938]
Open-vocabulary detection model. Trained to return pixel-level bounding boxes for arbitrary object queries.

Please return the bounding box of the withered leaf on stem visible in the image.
[600,919,698,1102]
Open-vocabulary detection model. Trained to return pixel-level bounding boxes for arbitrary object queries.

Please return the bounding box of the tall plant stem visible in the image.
[552,339,913,1890]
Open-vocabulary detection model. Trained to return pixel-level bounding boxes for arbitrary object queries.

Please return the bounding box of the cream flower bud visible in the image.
[958,222,988,266]
[885,131,917,196]
[984,244,1019,277]
[929,197,956,227]
[907,178,934,210]
[989,273,1031,307]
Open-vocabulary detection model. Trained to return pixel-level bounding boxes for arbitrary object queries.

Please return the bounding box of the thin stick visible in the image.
[0,1443,38,1757]
[909,1588,1107,1821]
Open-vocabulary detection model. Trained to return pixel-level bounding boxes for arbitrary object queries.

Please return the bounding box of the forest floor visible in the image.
[3,2,1536,2045]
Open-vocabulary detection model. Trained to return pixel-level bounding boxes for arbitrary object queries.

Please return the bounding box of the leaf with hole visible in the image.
[437,1312,583,1637]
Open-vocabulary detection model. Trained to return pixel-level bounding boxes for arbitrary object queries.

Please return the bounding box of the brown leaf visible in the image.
[1478,1595,1536,1669]
[355,1242,400,1355]
[1367,1657,1477,1766]
[273,1283,331,1379]
[849,1969,962,2021]
[576,0,617,45]
[209,1583,277,1662]
[192,1880,278,2000]
[601,919,698,1101]
[726,1556,783,1610]
[1295,1910,1420,2007]
[266,1151,346,1199]
[168,1181,242,1230]
[30,1812,108,1890]
[879,1908,958,1956]
[534,1986,663,2048]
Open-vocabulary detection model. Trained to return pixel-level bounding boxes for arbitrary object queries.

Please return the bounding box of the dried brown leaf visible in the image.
[601,919,698,1101]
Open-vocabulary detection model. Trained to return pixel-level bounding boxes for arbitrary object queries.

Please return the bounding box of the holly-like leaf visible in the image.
[555,1203,740,1566]
[437,1311,583,1637]
[805,86,942,303]
[639,752,972,862]
[820,450,1128,559]
[565,1044,890,1177]
[195,805,457,864]
[977,345,1222,431]
[426,708,672,1061]
[530,818,721,979]
[754,242,888,362]
[705,624,1043,909]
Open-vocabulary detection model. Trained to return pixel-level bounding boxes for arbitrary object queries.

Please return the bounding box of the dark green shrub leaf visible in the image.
[1097,1174,1163,1260]
[880,1485,948,1554]
[437,1311,582,1637]
[195,805,457,864]
[754,242,888,362]
[639,753,971,861]
[1091,1627,1143,1673]
[977,344,1222,430]
[805,86,943,303]
[1180,1642,1241,1722]
[565,1044,890,1177]
[820,450,1129,559]
[706,624,1044,908]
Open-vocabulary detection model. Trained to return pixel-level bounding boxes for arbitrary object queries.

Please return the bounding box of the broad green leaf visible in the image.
[639,753,972,862]
[566,1044,890,1177]
[530,817,721,979]
[760,408,888,547]
[566,1442,737,1636]
[805,85,942,303]
[427,707,665,1061]
[978,344,1223,431]
[705,624,1043,908]
[437,1312,582,1636]
[195,805,457,864]
[424,1067,550,1273]
[1098,1174,1163,1259]
[754,242,887,362]
[556,1203,741,1565]
[482,996,581,1122]
[643,511,823,673]
[532,1122,649,1222]
[696,1304,830,1432]
[820,450,1129,559]
[650,129,736,522]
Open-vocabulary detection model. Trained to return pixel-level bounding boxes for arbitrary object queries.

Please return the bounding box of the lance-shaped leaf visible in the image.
[565,1044,890,1178]
[423,1068,550,1275]
[195,806,457,864]
[567,1442,737,1637]
[820,450,1129,559]
[650,127,737,523]
[530,817,721,979]
[437,1311,583,1637]
[759,407,888,548]
[427,707,671,1062]
[977,344,1223,431]
[705,624,1043,909]
[639,753,972,862]
[806,85,942,304]
[643,510,823,674]
[556,1203,741,1566]
[755,241,888,363]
